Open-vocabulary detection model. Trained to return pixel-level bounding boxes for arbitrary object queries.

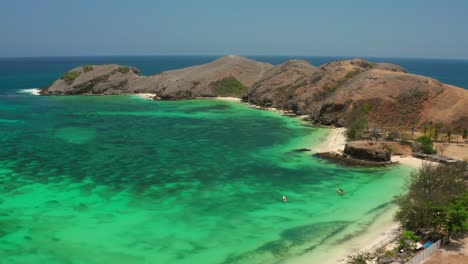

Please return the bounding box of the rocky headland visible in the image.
[41,55,468,130]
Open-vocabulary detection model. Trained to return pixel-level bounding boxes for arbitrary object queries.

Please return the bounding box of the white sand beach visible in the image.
[289,208,401,264]
[306,127,439,263]
[391,155,437,169]
[313,127,347,153]
[214,96,242,102]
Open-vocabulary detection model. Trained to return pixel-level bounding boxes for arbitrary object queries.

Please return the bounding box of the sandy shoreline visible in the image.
[306,127,433,263]
[213,96,242,102]
[313,127,347,153]
[135,94,244,102]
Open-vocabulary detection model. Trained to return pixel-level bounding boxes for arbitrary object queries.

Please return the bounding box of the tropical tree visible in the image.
[394,162,468,238]
[415,135,436,154]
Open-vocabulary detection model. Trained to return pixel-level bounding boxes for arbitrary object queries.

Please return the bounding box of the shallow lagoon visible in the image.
[0,95,412,263]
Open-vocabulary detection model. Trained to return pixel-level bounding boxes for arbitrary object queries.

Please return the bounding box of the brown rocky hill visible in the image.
[41,56,468,130]
[245,58,467,130]
[41,55,272,99]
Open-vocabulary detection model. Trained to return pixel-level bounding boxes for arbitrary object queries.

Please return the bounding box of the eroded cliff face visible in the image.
[41,56,468,129]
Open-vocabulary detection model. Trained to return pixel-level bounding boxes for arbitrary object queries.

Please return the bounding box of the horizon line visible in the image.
[1,54,468,61]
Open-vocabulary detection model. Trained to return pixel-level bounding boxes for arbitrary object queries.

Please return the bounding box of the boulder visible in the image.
[293,148,311,152]
[344,141,391,162]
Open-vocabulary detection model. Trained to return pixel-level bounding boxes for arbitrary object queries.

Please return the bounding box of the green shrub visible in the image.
[383,250,396,258]
[118,67,130,74]
[347,119,367,140]
[415,135,436,154]
[82,65,94,73]
[61,71,81,85]
[211,77,248,97]
[345,252,374,264]
[402,230,421,243]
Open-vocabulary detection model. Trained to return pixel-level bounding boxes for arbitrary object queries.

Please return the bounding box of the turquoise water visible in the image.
[0,95,411,263]
[0,56,429,263]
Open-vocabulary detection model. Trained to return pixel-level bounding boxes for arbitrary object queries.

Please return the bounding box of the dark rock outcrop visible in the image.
[314,151,395,167]
[293,148,312,152]
[344,141,391,162]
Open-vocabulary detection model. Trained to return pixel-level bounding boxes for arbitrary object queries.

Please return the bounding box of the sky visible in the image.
[1,0,467,59]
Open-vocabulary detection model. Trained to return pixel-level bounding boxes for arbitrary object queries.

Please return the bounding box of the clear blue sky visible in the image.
[1,0,467,58]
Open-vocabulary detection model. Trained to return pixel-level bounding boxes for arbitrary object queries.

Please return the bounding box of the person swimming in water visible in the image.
[337,188,345,195]
[282,195,287,202]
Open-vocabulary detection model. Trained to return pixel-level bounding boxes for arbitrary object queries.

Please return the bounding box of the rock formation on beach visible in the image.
[314,141,394,166]
[344,141,391,162]
[41,55,468,129]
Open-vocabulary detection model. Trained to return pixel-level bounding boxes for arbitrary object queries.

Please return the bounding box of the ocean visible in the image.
[0,56,466,264]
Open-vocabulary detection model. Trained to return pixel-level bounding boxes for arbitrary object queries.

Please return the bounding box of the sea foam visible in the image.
[18,88,41,95]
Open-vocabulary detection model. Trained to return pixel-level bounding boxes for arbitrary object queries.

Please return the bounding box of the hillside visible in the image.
[40,55,272,99]
[41,56,468,130]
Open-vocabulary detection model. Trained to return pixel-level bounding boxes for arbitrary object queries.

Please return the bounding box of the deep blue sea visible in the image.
[0,56,467,95]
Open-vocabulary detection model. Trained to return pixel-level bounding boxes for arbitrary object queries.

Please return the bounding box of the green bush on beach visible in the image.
[345,252,374,264]
[347,119,367,140]
[415,135,436,154]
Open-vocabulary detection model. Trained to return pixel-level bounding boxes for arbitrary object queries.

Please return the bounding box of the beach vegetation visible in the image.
[415,135,436,154]
[394,162,468,238]
[347,119,367,140]
[82,65,94,73]
[118,66,130,74]
[61,71,81,85]
[345,252,374,264]
[382,250,397,259]
[402,230,421,243]
[463,129,467,139]
[210,77,249,97]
